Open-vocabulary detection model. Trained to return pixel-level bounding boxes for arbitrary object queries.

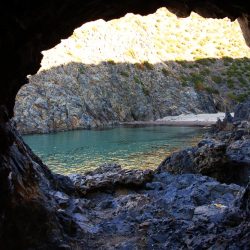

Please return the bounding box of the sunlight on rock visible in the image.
[40,7,250,71]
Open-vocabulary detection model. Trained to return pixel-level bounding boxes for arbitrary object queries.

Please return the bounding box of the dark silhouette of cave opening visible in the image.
[1,1,250,249]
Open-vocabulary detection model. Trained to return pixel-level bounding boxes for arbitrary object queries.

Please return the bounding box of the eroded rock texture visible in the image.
[64,164,249,249]
[0,121,71,249]
[1,1,250,249]
[158,100,250,185]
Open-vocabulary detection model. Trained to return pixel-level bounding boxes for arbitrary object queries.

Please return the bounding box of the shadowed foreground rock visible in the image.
[57,164,250,249]
[1,117,250,249]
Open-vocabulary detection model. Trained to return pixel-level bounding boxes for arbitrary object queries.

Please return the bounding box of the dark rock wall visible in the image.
[1,0,250,249]
[239,14,250,47]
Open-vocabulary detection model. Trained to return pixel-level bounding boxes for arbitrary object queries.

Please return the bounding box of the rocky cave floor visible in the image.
[45,104,250,249]
[56,165,249,249]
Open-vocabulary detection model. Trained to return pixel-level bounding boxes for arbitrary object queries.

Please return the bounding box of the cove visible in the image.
[23,125,204,175]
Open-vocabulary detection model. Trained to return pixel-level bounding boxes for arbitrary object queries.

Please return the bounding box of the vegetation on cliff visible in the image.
[14,8,250,133]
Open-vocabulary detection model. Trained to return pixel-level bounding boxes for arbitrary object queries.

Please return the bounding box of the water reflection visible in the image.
[23,125,204,175]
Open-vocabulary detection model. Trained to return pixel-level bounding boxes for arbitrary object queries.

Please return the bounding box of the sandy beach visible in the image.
[122,112,232,127]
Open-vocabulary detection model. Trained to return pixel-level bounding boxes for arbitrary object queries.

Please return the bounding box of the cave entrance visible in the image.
[1,2,250,249]
[13,7,250,176]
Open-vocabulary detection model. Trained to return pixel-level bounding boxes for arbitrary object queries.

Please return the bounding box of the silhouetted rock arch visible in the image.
[0,1,250,249]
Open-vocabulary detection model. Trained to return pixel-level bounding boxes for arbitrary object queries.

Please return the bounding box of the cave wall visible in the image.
[1,0,250,249]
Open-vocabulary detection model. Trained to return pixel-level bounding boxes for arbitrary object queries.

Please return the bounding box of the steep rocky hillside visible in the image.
[14,8,250,134]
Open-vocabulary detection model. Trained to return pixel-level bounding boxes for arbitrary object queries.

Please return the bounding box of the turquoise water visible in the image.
[23,126,204,174]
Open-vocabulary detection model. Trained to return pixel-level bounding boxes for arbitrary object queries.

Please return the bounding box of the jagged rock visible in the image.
[1,113,250,250]
[158,139,227,174]
[225,110,234,123]
[55,170,249,249]
[69,163,154,195]
[234,99,250,121]
[0,121,74,249]
[227,140,250,164]
[158,119,250,185]
[212,111,234,132]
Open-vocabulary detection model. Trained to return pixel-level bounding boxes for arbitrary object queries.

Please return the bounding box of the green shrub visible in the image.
[211,75,223,84]
[227,92,237,101]
[190,72,204,84]
[120,71,129,77]
[194,81,205,91]
[196,58,216,66]
[179,75,189,86]
[162,68,170,76]
[238,76,248,86]
[78,65,85,74]
[200,68,210,76]
[227,92,248,102]
[181,82,188,87]
[134,76,142,85]
[223,56,234,64]
[176,60,189,67]
[142,61,154,70]
[236,93,249,102]
[227,79,235,89]
[133,75,150,95]
[205,86,219,94]
[107,59,115,65]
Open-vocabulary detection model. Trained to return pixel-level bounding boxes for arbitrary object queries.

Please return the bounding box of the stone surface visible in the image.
[69,163,154,195]
[0,121,71,249]
[158,106,250,186]
[58,165,249,249]
[1,1,250,117]
[234,98,250,121]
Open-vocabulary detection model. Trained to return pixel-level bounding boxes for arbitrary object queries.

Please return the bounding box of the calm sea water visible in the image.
[23,125,204,175]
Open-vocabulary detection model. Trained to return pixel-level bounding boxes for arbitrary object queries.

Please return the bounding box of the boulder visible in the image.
[234,99,250,121]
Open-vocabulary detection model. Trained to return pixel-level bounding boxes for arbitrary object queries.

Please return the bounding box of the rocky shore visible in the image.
[28,100,249,249]
[158,120,250,186]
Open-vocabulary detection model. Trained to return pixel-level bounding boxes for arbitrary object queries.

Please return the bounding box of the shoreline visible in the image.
[121,112,230,127]
[121,120,215,127]
[21,113,229,136]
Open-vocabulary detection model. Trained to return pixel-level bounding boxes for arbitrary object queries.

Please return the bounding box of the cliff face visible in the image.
[14,8,250,134]
[1,1,250,249]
